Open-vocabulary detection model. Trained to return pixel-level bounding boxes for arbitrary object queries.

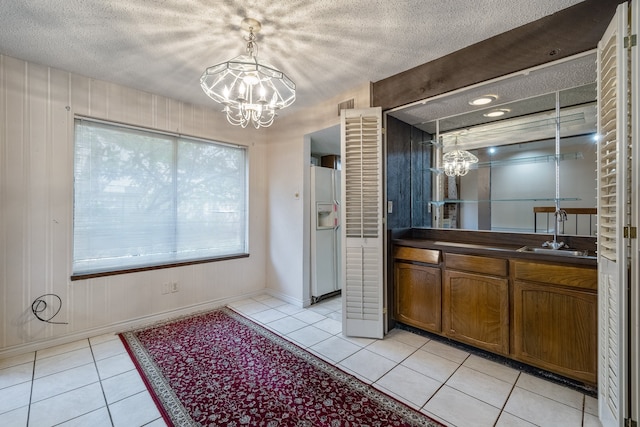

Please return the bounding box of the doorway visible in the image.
[306,125,341,305]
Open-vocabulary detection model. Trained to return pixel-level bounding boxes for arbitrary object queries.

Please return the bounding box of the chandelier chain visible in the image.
[244,27,258,57]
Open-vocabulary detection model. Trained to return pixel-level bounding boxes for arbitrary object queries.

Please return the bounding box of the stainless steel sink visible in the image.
[517,246,591,258]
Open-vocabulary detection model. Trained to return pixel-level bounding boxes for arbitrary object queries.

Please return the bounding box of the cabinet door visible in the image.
[394,262,441,332]
[513,280,597,385]
[443,270,509,355]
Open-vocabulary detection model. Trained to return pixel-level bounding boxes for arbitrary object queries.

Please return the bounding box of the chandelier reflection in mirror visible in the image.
[200,18,296,129]
[442,137,479,177]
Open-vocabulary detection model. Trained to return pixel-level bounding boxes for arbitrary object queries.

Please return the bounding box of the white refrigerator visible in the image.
[310,165,341,301]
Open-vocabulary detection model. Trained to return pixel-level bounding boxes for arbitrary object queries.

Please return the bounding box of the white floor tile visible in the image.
[421,339,469,364]
[91,338,126,361]
[584,395,598,416]
[308,305,334,315]
[0,381,31,414]
[325,311,342,321]
[256,297,287,308]
[36,339,89,360]
[366,338,417,363]
[0,352,35,370]
[274,303,305,315]
[34,347,94,379]
[338,334,376,347]
[95,353,135,380]
[101,369,147,404]
[266,316,308,335]
[0,362,33,389]
[232,301,270,315]
[375,364,441,408]
[309,335,361,363]
[385,329,430,348]
[31,362,100,402]
[424,385,501,427]
[227,298,256,308]
[249,308,289,324]
[145,417,170,426]
[495,411,538,426]
[0,405,29,426]
[109,390,163,427]
[56,406,113,427]
[286,325,333,348]
[7,294,596,427]
[583,412,603,427]
[28,382,106,427]
[462,354,520,384]
[445,365,513,408]
[291,310,327,324]
[312,317,342,335]
[89,333,120,346]
[338,349,396,383]
[503,387,583,427]
[401,348,460,382]
[515,373,584,410]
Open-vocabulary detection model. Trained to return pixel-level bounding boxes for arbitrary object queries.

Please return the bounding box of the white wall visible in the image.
[265,86,371,306]
[0,55,269,356]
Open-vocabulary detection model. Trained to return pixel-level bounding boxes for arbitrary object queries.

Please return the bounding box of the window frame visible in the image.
[70,116,249,281]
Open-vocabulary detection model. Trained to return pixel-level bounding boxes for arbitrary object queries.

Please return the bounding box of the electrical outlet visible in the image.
[171,282,178,293]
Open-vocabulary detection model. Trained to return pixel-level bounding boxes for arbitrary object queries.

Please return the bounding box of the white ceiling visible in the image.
[0,0,585,115]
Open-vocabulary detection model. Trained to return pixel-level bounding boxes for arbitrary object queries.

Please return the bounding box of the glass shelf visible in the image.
[414,139,441,147]
[428,151,584,174]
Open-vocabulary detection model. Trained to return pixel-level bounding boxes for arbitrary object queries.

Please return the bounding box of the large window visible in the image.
[72,118,248,277]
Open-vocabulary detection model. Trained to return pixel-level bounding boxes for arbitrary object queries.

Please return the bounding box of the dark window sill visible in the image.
[70,253,250,281]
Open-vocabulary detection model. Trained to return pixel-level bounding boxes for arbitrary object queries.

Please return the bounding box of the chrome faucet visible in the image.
[543,209,568,250]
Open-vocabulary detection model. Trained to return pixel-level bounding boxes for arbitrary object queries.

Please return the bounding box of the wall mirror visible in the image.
[387,52,597,236]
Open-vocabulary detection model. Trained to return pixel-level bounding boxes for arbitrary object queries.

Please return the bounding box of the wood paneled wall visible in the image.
[0,54,269,356]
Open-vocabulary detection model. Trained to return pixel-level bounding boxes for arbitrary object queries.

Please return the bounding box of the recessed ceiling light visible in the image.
[469,95,497,106]
[483,108,511,118]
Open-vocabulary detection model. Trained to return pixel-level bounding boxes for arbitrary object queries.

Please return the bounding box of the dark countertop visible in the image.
[393,238,597,267]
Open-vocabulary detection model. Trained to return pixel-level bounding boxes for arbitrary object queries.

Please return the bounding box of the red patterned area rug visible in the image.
[120,307,444,427]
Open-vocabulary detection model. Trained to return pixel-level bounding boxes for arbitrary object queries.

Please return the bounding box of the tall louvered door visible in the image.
[631,1,640,422]
[341,107,384,339]
[597,2,632,426]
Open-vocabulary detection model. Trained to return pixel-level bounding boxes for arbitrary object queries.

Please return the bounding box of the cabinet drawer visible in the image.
[394,246,440,265]
[445,253,507,276]
[511,260,596,291]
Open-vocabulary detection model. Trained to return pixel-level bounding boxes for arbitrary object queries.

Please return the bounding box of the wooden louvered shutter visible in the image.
[596,2,631,425]
[341,107,384,339]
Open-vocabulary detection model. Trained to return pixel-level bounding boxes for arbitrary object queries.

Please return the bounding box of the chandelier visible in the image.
[442,137,478,176]
[200,18,296,129]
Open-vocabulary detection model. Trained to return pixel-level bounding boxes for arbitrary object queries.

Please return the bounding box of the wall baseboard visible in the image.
[0,290,266,359]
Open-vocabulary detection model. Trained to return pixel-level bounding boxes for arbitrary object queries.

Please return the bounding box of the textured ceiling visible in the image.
[0,0,586,115]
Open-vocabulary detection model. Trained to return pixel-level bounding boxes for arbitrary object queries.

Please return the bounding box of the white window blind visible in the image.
[73,119,248,275]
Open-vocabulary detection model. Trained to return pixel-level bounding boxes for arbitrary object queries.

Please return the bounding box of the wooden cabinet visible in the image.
[512,260,597,384]
[394,247,441,332]
[392,244,598,386]
[443,254,510,355]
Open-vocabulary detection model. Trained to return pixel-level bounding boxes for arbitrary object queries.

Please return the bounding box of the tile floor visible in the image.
[0,294,602,427]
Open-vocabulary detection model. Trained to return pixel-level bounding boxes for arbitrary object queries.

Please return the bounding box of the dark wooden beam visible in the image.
[372,0,622,111]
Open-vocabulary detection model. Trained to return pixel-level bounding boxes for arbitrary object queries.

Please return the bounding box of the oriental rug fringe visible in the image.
[120,307,443,427]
